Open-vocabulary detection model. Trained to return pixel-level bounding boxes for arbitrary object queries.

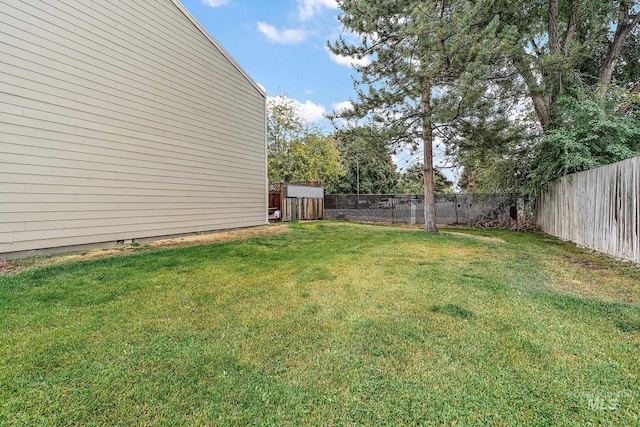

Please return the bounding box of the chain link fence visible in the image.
[325,194,533,225]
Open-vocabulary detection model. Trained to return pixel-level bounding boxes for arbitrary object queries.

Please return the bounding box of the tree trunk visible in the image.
[598,25,630,96]
[548,0,560,53]
[422,81,437,232]
[561,1,581,55]
[531,94,552,129]
[597,3,640,97]
[547,0,562,110]
[512,56,552,128]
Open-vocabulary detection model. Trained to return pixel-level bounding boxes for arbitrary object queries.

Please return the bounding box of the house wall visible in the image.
[0,0,267,255]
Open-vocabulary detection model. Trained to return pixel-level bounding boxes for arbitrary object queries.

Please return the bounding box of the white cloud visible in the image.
[330,101,356,128]
[332,101,353,114]
[269,95,326,123]
[257,22,308,44]
[290,99,326,123]
[202,0,229,7]
[298,0,339,21]
[325,46,371,67]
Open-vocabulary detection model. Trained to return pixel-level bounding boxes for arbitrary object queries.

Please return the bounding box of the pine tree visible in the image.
[330,0,503,231]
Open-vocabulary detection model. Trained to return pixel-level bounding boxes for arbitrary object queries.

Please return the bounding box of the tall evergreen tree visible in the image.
[330,0,504,231]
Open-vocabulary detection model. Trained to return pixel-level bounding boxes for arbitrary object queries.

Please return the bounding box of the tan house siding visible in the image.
[0,0,267,255]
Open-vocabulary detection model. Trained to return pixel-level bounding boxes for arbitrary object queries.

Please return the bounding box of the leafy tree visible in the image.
[487,0,640,127]
[396,163,453,194]
[331,0,506,231]
[267,96,344,189]
[454,0,640,191]
[457,144,535,194]
[330,126,398,194]
[267,95,305,182]
[457,93,640,193]
[448,94,538,193]
[531,94,640,187]
[291,133,345,192]
[331,1,640,197]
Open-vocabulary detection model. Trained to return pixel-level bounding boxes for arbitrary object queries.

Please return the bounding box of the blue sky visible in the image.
[179,0,356,123]
[178,0,451,179]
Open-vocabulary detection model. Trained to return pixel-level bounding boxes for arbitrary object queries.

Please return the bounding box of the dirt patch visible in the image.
[550,276,640,304]
[146,225,289,248]
[1,225,290,275]
[442,232,506,244]
[472,218,537,231]
[544,255,640,304]
[564,257,604,271]
[0,259,22,276]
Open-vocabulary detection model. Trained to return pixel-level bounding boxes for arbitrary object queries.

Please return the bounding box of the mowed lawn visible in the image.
[1,222,639,426]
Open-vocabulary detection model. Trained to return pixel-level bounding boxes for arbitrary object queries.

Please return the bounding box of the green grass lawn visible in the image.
[1,222,639,426]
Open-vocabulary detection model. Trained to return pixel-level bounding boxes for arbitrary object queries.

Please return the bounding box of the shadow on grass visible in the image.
[617,321,640,333]
[535,289,640,335]
[430,304,476,319]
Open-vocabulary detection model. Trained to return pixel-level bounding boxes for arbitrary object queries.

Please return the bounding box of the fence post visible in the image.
[410,198,416,224]
[391,197,395,223]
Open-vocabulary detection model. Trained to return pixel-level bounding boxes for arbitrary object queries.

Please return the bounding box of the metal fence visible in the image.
[536,156,640,263]
[325,194,528,225]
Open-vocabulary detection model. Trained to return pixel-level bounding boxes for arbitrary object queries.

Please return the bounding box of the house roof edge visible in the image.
[169,0,267,98]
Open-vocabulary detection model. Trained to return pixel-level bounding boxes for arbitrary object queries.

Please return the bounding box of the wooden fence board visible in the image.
[536,156,640,263]
[280,197,323,221]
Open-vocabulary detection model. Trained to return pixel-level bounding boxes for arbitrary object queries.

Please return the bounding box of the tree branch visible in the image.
[598,2,640,96]
[561,0,581,55]
[512,55,552,128]
[530,39,542,57]
[548,0,561,53]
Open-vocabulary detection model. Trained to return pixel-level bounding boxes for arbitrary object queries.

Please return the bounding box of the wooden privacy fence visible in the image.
[536,156,640,263]
[268,182,324,222]
[281,198,324,222]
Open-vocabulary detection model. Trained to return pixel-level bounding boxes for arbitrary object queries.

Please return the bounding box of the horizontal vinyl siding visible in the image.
[0,0,267,254]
